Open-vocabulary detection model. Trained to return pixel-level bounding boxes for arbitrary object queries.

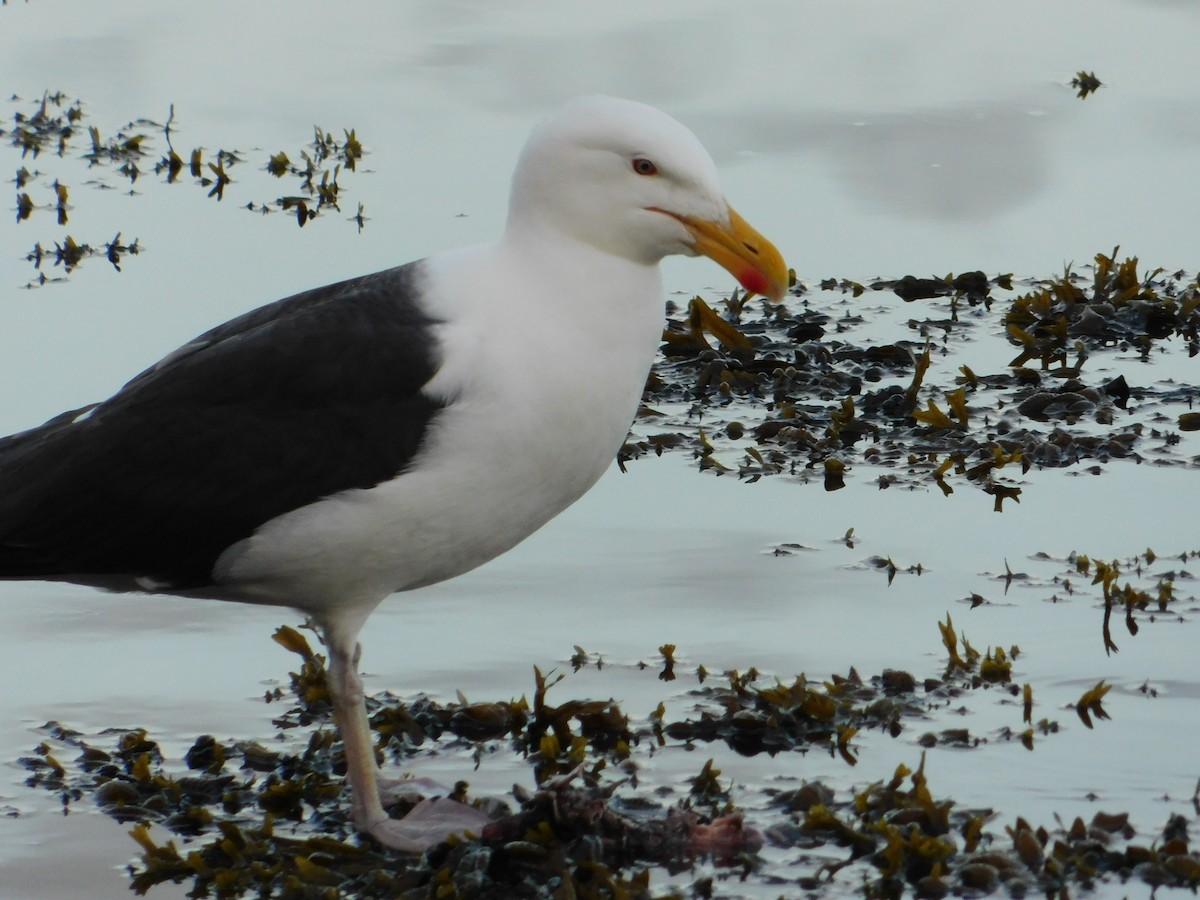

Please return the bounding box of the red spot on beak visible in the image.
[736,267,771,297]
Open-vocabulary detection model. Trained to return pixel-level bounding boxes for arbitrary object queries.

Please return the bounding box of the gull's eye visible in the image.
[632,157,658,176]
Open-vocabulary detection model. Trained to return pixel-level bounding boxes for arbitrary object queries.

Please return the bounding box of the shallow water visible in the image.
[2,1,1199,897]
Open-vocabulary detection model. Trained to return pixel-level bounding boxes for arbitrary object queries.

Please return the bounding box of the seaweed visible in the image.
[23,606,1183,898]
[2,93,370,287]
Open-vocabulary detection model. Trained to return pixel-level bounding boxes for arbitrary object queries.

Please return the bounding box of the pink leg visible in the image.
[326,639,390,833]
[325,633,491,851]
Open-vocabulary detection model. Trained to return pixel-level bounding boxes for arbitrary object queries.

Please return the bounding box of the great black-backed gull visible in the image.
[0,95,787,849]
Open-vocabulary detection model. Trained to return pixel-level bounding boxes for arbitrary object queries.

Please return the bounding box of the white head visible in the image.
[506,96,787,299]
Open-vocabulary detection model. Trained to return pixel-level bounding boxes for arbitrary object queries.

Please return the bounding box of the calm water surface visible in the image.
[1,2,1198,897]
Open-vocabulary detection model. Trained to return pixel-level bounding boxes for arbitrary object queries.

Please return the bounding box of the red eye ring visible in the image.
[632,157,657,176]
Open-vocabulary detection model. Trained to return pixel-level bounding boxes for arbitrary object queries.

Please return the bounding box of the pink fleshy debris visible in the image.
[688,811,763,858]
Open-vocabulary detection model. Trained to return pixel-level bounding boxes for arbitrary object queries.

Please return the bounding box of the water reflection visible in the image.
[411,9,726,112]
[714,100,1061,220]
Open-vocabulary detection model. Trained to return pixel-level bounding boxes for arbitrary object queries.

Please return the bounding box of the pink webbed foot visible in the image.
[375,773,447,805]
[362,797,494,852]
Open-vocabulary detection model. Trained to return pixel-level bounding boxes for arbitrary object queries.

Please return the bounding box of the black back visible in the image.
[0,261,445,588]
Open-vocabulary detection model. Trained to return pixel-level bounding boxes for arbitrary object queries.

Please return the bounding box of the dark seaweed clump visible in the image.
[21,613,1200,898]
[627,251,1200,512]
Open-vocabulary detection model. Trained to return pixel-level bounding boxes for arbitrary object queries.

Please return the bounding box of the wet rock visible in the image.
[880,669,917,695]
[957,861,1000,892]
[914,874,950,897]
[774,781,835,813]
[1016,391,1096,420]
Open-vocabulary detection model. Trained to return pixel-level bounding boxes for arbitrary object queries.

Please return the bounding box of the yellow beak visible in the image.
[665,205,789,302]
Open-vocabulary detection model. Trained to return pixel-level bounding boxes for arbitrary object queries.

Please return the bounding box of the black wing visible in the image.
[0,261,445,588]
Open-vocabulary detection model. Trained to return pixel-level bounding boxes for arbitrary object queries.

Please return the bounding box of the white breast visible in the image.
[212,237,665,615]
